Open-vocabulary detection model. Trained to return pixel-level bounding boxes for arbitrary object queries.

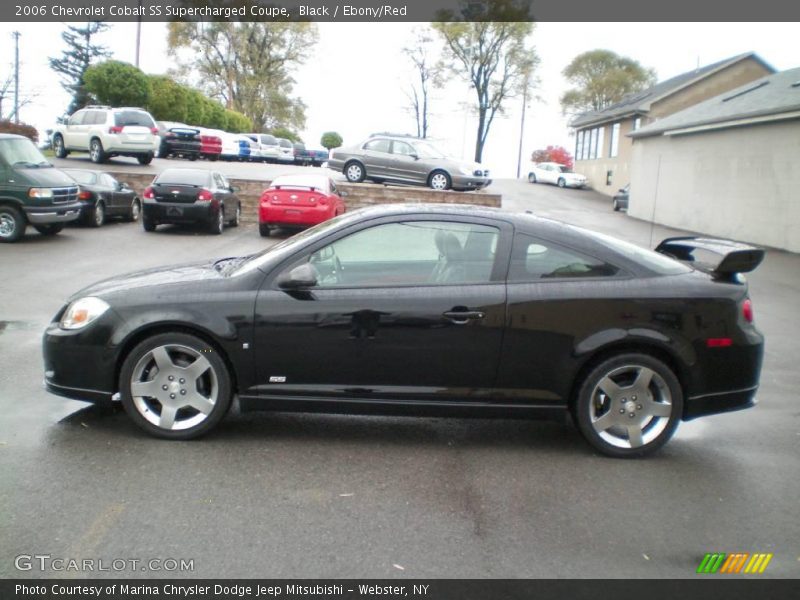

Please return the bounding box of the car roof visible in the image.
[0,133,27,140]
[270,174,330,190]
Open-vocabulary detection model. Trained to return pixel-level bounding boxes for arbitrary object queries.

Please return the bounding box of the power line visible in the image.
[13,30,20,123]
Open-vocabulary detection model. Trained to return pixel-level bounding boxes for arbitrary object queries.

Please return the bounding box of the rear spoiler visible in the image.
[655,237,765,276]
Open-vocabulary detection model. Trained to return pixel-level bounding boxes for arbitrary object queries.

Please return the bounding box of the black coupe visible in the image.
[43,205,764,457]
[62,169,141,227]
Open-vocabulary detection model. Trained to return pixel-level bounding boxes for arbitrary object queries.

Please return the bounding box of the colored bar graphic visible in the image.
[698,552,773,574]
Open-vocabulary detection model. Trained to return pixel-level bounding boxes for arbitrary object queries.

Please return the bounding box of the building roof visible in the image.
[569,52,774,128]
[630,67,800,138]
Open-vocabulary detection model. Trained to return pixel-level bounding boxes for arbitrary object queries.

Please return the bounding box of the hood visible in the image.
[70,260,224,301]
[12,166,77,187]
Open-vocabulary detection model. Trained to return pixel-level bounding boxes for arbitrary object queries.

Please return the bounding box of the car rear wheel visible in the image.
[0,205,25,243]
[137,153,154,165]
[574,353,683,458]
[89,202,105,227]
[344,161,366,183]
[429,171,452,191]
[119,333,233,439]
[557,178,566,188]
[259,223,271,237]
[209,208,224,235]
[142,217,157,232]
[53,135,68,159]
[528,172,537,183]
[127,199,141,222]
[33,224,64,236]
[89,139,106,164]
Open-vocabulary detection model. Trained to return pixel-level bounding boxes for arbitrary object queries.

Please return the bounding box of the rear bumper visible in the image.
[24,203,82,224]
[142,199,218,224]
[683,386,758,420]
[260,203,336,227]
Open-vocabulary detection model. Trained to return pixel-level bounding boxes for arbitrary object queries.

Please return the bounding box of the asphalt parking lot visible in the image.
[0,176,798,579]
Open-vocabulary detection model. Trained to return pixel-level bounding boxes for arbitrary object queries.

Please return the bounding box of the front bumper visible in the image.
[142,199,217,224]
[452,175,492,191]
[24,202,82,224]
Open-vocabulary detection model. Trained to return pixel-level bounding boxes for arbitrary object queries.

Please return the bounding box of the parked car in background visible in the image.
[292,142,328,167]
[328,134,491,191]
[156,122,201,161]
[198,129,222,161]
[141,168,241,234]
[276,138,295,163]
[246,134,281,163]
[63,169,141,227]
[528,162,587,189]
[42,204,764,457]
[613,184,630,212]
[258,173,346,237]
[0,133,81,242]
[220,133,251,162]
[52,106,159,165]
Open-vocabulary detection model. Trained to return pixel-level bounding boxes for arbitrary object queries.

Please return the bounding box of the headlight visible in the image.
[60,297,110,330]
[458,166,474,176]
[29,188,54,199]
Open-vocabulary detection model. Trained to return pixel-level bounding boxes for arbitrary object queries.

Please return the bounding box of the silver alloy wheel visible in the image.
[233,205,240,225]
[346,163,363,182]
[90,140,102,162]
[129,344,219,431]
[53,136,64,156]
[94,203,105,226]
[558,178,566,188]
[0,211,16,238]
[430,173,449,190]
[588,365,673,449]
[131,200,140,221]
[216,209,224,233]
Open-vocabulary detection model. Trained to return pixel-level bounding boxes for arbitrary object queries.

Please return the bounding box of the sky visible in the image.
[0,21,798,177]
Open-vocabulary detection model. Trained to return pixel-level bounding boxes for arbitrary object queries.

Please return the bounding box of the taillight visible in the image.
[742,298,754,323]
[78,190,92,200]
[150,127,159,135]
[143,187,154,199]
[197,189,213,202]
[108,126,123,134]
[319,197,328,206]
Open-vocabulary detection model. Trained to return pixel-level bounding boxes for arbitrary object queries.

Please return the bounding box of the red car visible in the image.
[259,174,346,237]
[199,130,222,161]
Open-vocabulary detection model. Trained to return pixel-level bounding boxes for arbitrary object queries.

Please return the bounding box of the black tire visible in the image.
[89,138,107,164]
[228,204,240,227]
[259,223,271,237]
[88,202,105,227]
[208,154,219,162]
[188,154,198,162]
[344,161,366,183]
[528,172,537,184]
[127,199,141,222]
[612,199,620,212]
[142,217,157,232]
[0,205,26,243]
[574,353,683,458]
[209,208,224,235]
[119,332,233,440]
[428,170,452,191]
[33,224,64,236]
[137,152,154,166]
[53,134,68,159]
[557,178,566,188]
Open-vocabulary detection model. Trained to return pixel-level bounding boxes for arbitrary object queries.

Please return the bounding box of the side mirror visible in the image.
[277,263,318,290]
[618,188,626,193]
[230,185,240,193]
[410,153,419,160]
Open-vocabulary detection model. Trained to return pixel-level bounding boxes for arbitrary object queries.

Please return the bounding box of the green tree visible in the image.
[270,126,301,143]
[560,50,656,115]
[201,98,227,130]
[433,2,539,162]
[49,22,111,116]
[146,76,189,122]
[184,88,208,126]
[224,109,253,133]
[167,21,318,131]
[83,60,150,108]
[320,132,343,150]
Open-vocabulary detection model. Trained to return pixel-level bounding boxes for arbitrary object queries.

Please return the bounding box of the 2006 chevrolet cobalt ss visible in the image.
[43,205,764,457]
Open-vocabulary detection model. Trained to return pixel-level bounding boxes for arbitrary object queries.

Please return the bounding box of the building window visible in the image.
[633,117,642,131]
[596,126,604,159]
[575,131,583,161]
[609,123,620,158]
[588,128,597,160]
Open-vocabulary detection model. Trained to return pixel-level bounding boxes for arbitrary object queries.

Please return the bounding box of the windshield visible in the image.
[413,140,447,159]
[558,166,573,173]
[63,170,96,185]
[0,138,51,168]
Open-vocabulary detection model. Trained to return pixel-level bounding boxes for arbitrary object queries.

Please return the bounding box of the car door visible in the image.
[96,173,120,214]
[387,140,425,184]
[253,215,512,404]
[64,110,87,148]
[361,138,393,179]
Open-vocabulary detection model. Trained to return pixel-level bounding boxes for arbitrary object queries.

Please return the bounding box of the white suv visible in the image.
[52,106,159,165]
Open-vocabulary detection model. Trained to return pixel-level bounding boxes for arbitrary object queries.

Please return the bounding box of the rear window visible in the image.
[583,229,692,275]
[278,139,293,148]
[64,170,96,185]
[155,169,211,187]
[114,110,155,128]
[260,135,277,145]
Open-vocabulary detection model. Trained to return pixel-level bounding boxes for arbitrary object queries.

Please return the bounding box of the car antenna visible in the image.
[648,155,662,249]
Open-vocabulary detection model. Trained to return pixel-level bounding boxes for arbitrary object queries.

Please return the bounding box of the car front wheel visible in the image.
[557,178,566,188]
[574,353,683,458]
[429,171,452,191]
[119,333,233,439]
[344,161,366,183]
[0,205,25,243]
[528,172,537,183]
[53,135,68,159]
[613,199,620,212]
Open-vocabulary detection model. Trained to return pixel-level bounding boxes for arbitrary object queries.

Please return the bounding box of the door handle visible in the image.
[443,310,485,324]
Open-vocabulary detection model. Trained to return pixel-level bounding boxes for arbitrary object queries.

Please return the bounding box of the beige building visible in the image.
[569,53,774,196]
[628,67,800,253]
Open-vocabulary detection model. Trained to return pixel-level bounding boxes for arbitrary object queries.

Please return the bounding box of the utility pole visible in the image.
[515,78,529,179]
[13,31,20,124]
[135,0,143,67]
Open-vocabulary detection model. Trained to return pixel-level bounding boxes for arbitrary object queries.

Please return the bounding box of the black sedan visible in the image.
[42,205,764,457]
[156,121,201,160]
[141,168,241,234]
[62,169,141,227]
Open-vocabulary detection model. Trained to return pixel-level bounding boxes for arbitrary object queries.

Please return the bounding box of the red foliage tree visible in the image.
[530,145,573,169]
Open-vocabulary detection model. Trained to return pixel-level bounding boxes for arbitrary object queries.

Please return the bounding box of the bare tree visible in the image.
[403,28,440,138]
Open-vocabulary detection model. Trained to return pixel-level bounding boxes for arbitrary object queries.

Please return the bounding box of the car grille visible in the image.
[52,186,79,204]
[473,169,490,177]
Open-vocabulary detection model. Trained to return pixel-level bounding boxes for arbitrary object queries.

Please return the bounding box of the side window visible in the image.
[300,221,499,288]
[392,141,416,156]
[364,138,391,153]
[213,173,226,189]
[100,174,116,188]
[508,233,620,281]
[68,111,85,126]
